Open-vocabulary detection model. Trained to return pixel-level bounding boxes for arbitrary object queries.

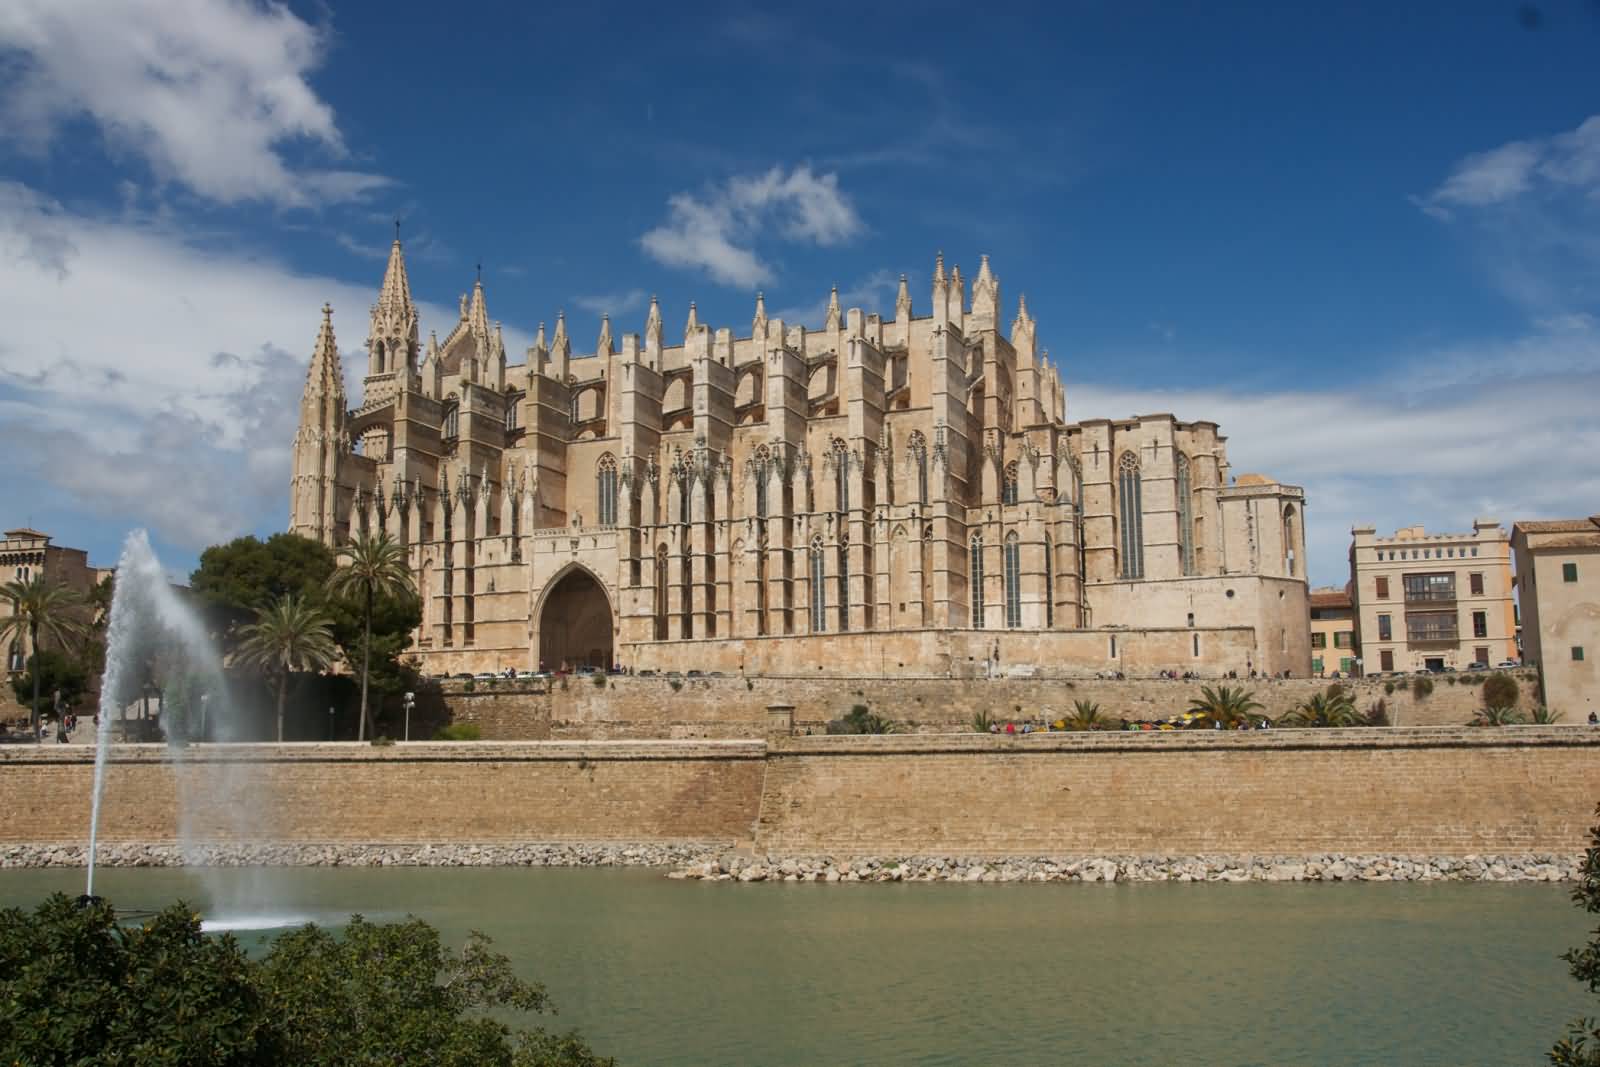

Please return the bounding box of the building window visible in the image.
[1469,572,1484,596]
[505,400,519,431]
[1472,611,1487,639]
[1377,614,1392,641]
[838,535,850,633]
[1117,452,1143,579]
[1380,650,1394,672]
[809,538,827,633]
[1004,532,1021,628]
[1573,646,1585,662]
[1403,573,1455,602]
[832,439,849,513]
[1002,461,1019,506]
[1312,657,1324,674]
[908,431,928,504]
[654,546,668,640]
[1565,562,1580,582]
[1340,657,1354,674]
[754,446,769,519]
[1334,631,1353,649]
[442,404,459,439]
[1176,453,1195,576]
[1406,611,1458,642]
[1376,576,1389,599]
[970,534,985,629]
[597,453,618,526]
[1282,504,1297,576]
[1311,632,1327,649]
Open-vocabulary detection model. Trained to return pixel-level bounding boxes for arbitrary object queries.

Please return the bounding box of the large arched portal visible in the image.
[537,568,613,671]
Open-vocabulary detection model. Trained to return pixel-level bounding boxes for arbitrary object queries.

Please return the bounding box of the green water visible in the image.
[2,867,1591,1065]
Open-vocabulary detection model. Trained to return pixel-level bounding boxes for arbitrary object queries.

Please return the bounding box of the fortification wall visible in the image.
[437,671,1536,739]
[0,741,764,847]
[754,728,1600,857]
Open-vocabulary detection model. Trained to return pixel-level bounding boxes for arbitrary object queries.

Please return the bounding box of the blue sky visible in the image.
[1,0,1597,586]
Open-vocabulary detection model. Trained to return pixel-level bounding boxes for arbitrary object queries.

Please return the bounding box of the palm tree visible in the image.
[325,532,414,742]
[1278,691,1363,728]
[1187,685,1264,728]
[1471,705,1525,727]
[1528,705,1564,725]
[1064,699,1105,731]
[0,574,87,739]
[236,594,338,743]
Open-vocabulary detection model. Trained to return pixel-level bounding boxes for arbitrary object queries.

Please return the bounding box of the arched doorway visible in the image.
[537,567,614,671]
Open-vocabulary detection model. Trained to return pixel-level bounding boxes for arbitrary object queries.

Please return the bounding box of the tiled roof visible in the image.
[1515,517,1600,534]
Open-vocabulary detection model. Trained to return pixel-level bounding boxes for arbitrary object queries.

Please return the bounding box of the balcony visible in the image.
[1404,589,1456,604]
[1406,626,1460,644]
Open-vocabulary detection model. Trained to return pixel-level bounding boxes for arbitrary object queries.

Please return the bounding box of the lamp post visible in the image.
[403,692,415,742]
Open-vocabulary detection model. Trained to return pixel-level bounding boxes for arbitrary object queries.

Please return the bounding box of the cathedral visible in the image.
[289,238,1309,678]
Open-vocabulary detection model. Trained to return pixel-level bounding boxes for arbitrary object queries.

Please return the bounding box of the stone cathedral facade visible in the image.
[290,239,1310,678]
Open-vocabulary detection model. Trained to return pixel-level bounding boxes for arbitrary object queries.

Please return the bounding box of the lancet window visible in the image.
[654,545,668,640]
[1004,532,1022,629]
[1176,453,1195,576]
[1118,452,1144,580]
[809,536,827,633]
[1002,461,1019,506]
[838,533,850,632]
[1044,532,1055,628]
[970,533,985,629]
[908,431,928,504]
[754,445,770,519]
[597,453,618,526]
[832,438,849,512]
[442,403,459,440]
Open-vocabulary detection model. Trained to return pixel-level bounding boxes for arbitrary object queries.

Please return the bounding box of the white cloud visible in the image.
[0,0,386,207]
[640,165,863,287]
[1419,115,1600,218]
[572,288,648,316]
[1075,319,1600,587]
[773,269,899,325]
[0,182,524,550]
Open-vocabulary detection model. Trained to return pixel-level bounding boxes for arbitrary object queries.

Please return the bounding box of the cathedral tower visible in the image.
[289,304,346,544]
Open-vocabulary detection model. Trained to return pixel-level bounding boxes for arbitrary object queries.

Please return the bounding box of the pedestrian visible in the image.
[1589,712,1598,725]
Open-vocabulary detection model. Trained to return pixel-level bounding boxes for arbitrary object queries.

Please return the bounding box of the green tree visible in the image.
[1278,690,1363,728]
[1471,705,1525,727]
[8,648,90,715]
[325,531,416,743]
[236,594,339,742]
[191,532,338,650]
[828,704,898,734]
[1552,806,1600,1066]
[0,894,276,1065]
[1064,699,1106,731]
[1187,685,1264,727]
[1483,671,1520,711]
[0,574,88,738]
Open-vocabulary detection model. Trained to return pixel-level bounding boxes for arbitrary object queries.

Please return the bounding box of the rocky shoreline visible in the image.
[2,843,1585,882]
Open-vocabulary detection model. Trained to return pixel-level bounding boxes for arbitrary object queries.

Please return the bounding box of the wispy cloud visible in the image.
[640,165,863,287]
[1418,116,1600,218]
[773,269,899,325]
[572,288,648,316]
[0,0,387,207]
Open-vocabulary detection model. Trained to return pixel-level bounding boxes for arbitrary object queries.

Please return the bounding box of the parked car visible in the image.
[472,672,497,681]
[707,670,726,678]
[637,669,657,677]
[1497,660,1520,668]
[453,672,474,680]
[686,669,704,678]
[1467,662,1490,671]
[575,665,599,676]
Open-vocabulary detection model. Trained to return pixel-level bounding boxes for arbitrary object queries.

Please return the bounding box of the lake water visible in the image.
[2,867,1591,1066]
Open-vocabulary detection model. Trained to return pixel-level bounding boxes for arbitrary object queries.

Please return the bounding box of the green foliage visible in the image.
[1384,681,1396,695]
[1064,699,1105,731]
[590,672,607,688]
[236,594,339,743]
[667,678,683,692]
[971,709,995,733]
[1446,675,1458,685]
[1552,806,1600,1066]
[8,648,90,711]
[1364,699,1390,727]
[0,573,89,731]
[1279,690,1363,728]
[1187,685,1264,727]
[1471,705,1524,727]
[435,722,483,741]
[0,894,276,1064]
[0,896,612,1067]
[327,531,417,741]
[828,705,897,734]
[1531,706,1565,725]
[1483,672,1520,710]
[1412,676,1434,699]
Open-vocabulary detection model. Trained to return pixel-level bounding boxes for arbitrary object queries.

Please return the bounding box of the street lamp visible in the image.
[403,692,416,742]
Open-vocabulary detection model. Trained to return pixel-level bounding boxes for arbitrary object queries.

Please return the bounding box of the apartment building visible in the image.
[1349,520,1517,674]
[1309,585,1356,676]
[1511,516,1599,718]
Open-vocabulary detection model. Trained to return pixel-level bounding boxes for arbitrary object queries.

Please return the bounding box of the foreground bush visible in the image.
[1553,805,1600,1065]
[0,895,613,1067]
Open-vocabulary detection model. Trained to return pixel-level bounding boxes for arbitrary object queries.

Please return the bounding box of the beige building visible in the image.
[1308,585,1356,677]
[1349,521,1516,675]
[289,242,1310,678]
[1511,517,1599,718]
[2,528,99,676]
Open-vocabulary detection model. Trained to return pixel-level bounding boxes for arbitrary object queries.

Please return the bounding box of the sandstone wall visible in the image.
[0,741,764,847]
[755,728,1600,856]
[437,671,1539,739]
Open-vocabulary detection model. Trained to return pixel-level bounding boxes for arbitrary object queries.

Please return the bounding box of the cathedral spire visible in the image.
[684,300,700,339]
[305,303,344,401]
[468,274,491,339]
[933,251,946,286]
[368,232,419,387]
[596,313,613,356]
[825,285,841,331]
[645,295,663,355]
[895,273,912,321]
[376,237,414,318]
[752,291,767,339]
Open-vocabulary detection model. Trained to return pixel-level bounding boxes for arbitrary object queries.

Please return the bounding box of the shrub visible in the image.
[1446,675,1458,685]
[434,723,482,741]
[668,679,683,692]
[463,678,476,693]
[1065,699,1105,731]
[1364,699,1390,727]
[1384,681,1396,695]
[590,673,606,688]
[1411,676,1434,699]
[828,705,897,735]
[1529,705,1564,724]
[1471,706,1524,727]
[971,709,995,733]
[1482,672,1519,710]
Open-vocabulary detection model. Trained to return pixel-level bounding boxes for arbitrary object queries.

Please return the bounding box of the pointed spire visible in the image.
[976,253,994,288]
[468,275,490,338]
[596,313,613,356]
[895,274,911,320]
[533,321,547,354]
[376,237,414,316]
[950,264,965,315]
[551,310,568,353]
[684,300,699,339]
[825,285,841,331]
[933,251,946,286]
[752,291,767,338]
[305,302,344,399]
[645,295,663,354]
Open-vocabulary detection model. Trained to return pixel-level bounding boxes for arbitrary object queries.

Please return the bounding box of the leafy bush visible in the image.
[1552,804,1600,1065]
[371,735,396,746]
[434,723,482,741]
[1529,705,1564,725]
[1364,699,1390,727]
[1482,672,1519,710]
[463,678,476,693]
[667,679,683,692]
[0,896,613,1067]
[1411,676,1433,699]
[1384,681,1396,695]
[971,709,995,733]
[827,705,897,735]
[1445,675,1458,685]
[1470,706,1524,727]
[1064,699,1105,731]
[590,673,607,688]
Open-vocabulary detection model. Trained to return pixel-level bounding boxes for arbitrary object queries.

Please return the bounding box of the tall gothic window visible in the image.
[838,534,850,632]
[1118,451,1144,580]
[1043,532,1054,628]
[442,403,459,439]
[654,546,669,640]
[1283,504,1298,576]
[809,536,827,633]
[756,534,768,636]
[908,431,928,504]
[1004,532,1022,629]
[1176,453,1195,576]
[505,398,519,432]
[680,548,693,639]
[754,445,770,519]
[970,533,985,629]
[1002,461,1019,506]
[597,453,618,526]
